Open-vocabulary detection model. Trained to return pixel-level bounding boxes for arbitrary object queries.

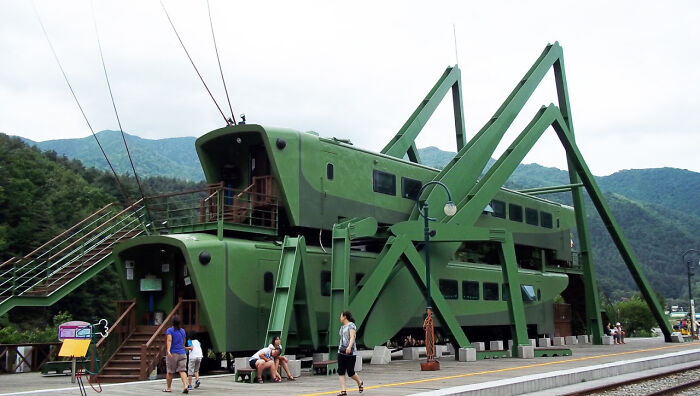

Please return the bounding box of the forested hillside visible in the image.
[0,133,205,330]
[20,130,203,181]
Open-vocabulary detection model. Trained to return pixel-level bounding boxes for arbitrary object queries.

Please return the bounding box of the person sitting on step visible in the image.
[248,345,282,383]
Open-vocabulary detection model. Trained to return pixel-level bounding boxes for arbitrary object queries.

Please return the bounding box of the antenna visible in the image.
[453,24,459,65]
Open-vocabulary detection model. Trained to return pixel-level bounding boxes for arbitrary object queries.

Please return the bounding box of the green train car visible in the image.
[113,123,578,353]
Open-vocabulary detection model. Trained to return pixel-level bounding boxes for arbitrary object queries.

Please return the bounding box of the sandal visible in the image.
[337,392,347,396]
[359,381,364,393]
[162,390,171,393]
[273,377,282,382]
[257,378,264,384]
[287,376,296,381]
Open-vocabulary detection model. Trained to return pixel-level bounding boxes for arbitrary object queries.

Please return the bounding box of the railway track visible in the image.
[565,364,700,396]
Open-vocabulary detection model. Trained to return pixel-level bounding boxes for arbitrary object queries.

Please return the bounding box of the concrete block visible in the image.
[507,339,513,350]
[565,336,578,345]
[538,337,551,347]
[434,345,443,358]
[370,346,391,364]
[234,357,248,370]
[602,335,614,345]
[313,353,329,362]
[670,333,685,343]
[529,339,537,347]
[446,343,455,355]
[281,360,301,378]
[577,335,589,344]
[552,337,565,346]
[458,347,476,362]
[403,347,421,360]
[517,345,534,359]
[285,354,296,361]
[473,342,486,351]
[489,340,504,351]
[354,356,363,372]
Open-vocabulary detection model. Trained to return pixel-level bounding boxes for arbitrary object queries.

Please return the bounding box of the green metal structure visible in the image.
[0,42,673,370]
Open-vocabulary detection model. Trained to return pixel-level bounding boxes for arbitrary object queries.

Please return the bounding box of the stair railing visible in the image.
[94,299,137,374]
[0,200,145,297]
[139,299,199,380]
[39,211,146,294]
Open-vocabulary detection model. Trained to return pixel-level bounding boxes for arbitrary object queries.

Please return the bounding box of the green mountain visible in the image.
[417,146,700,301]
[19,130,204,181]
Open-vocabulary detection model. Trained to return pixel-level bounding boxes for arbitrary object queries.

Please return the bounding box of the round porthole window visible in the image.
[199,251,211,265]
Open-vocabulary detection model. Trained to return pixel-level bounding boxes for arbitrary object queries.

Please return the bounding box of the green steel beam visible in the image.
[499,232,530,351]
[381,66,465,162]
[415,43,565,222]
[550,118,674,342]
[517,183,583,194]
[349,236,410,326]
[401,241,471,348]
[296,238,319,350]
[551,51,604,344]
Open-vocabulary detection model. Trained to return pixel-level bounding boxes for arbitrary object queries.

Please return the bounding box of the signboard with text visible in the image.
[58,321,91,341]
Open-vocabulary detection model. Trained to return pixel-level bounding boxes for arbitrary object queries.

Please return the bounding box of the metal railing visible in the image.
[139,299,199,380]
[94,299,137,375]
[145,177,279,232]
[0,201,147,298]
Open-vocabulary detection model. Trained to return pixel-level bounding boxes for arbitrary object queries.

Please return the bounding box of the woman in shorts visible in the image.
[336,310,363,396]
[164,315,189,393]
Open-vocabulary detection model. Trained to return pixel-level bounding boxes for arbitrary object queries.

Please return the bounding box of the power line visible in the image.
[207,0,236,125]
[160,0,231,126]
[33,1,132,205]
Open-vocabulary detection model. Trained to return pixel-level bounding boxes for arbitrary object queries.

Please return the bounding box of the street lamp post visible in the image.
[415,181,457,371]
[682,249,700,339]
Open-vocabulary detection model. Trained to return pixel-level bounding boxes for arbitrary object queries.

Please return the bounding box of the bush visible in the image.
[0,311,72,344]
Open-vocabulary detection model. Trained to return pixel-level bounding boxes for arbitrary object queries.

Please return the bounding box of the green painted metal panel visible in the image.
[265,236,303,351]
[499,233,530,351]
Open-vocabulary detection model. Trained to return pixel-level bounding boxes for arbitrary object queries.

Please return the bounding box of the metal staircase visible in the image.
[0,200,148,316]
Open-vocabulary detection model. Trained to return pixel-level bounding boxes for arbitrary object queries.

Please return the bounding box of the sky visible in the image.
[1,0,698,176]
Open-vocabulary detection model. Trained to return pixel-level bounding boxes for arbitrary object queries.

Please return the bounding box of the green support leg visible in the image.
[402,242,471,348]
[499,233,530,353]
[328,225,350,360]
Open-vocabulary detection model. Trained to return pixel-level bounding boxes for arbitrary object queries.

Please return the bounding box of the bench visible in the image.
[533,347,572,357]
[41,359,97,375]
[234,367,273,383]
[312,360,338,375]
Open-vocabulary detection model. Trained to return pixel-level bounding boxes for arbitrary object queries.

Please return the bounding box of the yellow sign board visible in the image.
[58,339,91,358]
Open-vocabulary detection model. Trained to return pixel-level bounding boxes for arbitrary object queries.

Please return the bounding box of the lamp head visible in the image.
[443,201,457,216]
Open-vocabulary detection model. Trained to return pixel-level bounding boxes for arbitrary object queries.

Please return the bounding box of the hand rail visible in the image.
[139,299,198,380]
[48,199,143,262]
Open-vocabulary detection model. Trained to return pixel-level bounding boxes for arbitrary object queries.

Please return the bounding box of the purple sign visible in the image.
[58,321,91,341]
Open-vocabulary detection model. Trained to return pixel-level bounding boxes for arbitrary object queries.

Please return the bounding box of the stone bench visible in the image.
[312,360,338,375]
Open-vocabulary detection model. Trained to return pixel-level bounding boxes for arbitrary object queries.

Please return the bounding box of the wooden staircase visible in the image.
[99,325,160,383]
[94,299,202,383]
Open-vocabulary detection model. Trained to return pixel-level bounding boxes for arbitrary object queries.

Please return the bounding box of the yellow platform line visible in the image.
[298,343,700,396]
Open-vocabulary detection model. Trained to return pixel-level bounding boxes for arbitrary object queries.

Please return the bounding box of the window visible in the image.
[263,272,274,293]
[509,204,523,222]
[491,200,506,219]
[521,285,537,302]
[541,212,553,228]
[373,170,396,195]
[401,177,422,200]
[327,163,334,180]
[537,288,542,301]
[355,272,365,286]
[462,281,479,300]
[320,271,331,296]
[525,208,539,226]
[483,282,499,301]
[439,279,458,300]
[502,283,510,301]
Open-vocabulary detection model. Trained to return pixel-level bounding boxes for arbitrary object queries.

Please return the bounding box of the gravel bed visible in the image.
[587,367,700,395]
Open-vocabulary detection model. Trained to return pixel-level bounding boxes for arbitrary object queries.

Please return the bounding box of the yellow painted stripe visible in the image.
[298,343,699,396]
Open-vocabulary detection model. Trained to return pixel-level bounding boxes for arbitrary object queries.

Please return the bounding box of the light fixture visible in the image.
[443,201,457,216]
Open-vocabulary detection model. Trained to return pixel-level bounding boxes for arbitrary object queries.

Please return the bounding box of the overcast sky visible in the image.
[1,0,698,176]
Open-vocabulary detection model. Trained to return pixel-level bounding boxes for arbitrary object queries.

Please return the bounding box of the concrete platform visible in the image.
[1,337,699,396]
